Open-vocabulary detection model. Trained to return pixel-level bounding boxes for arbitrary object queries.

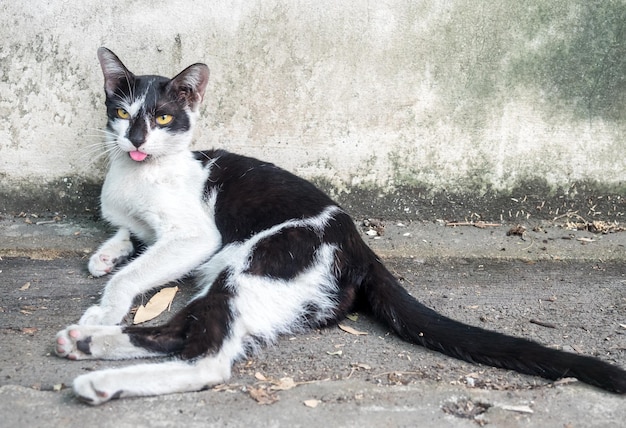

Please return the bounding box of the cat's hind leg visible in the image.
[88,228,135,277]
[60,270,244,404]
[71,357,233,405]
[55,325,165,360]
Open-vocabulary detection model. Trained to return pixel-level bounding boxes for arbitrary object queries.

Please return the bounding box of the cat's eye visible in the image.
[116,108,130,119]
[156,114,173,126]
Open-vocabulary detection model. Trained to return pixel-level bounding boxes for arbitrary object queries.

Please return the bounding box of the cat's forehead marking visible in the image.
[123,77,159,117]
[126,94,146,117]
[135,77,165,115]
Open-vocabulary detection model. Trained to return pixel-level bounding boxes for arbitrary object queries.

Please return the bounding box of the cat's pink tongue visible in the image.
[129,151,148,162]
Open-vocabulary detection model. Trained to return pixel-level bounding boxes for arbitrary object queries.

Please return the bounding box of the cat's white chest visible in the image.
[101,154,210,243]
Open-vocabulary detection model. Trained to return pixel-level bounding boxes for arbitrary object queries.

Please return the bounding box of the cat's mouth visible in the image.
[129,151,149,162]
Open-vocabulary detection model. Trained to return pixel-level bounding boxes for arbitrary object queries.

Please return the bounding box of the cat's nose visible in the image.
[127,119,146,148]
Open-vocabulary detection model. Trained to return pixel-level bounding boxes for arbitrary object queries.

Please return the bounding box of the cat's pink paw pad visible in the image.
[55,327,92,360]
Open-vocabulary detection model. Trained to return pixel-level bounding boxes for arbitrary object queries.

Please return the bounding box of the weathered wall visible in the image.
[1,1,625,220]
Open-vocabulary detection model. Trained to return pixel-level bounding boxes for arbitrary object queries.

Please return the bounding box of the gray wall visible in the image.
[1,1,625,220]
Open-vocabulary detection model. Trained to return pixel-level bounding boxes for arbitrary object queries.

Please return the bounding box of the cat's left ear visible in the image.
[167,64,210,111]
[97,47,135,98]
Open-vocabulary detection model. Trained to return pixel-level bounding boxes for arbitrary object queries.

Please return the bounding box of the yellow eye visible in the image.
[116,108,130,119]
[156,114,173,126]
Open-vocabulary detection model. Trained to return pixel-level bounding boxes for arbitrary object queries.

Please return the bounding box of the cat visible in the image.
[55,47,626,405]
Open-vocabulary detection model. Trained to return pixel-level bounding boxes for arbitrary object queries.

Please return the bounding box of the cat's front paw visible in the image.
[88,253,116,277]
[55,326,94,360]
[88,252,129,277]
[88,233,134,277]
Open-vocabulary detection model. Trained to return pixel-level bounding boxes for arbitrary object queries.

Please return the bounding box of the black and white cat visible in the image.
[55,48,626,404]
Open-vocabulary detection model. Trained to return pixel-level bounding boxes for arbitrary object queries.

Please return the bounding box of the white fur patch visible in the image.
[196,205,342,341]
[233,243,339,337]
[82,152,222,325]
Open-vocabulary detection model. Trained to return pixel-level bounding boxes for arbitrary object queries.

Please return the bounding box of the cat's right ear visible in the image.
[167,63,210,111]
[97,47,134,98]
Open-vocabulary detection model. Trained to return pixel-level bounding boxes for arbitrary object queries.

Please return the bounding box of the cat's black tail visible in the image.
[360,253,626,394]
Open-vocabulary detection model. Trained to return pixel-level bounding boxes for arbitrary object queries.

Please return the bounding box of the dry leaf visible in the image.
[326,350,343,356]
[346,313,359,322]
[19,282,31,291]
[248,386,279,405]
[338,324,368,336]
[21,327,38,335]
[212,383,246,393]
[303,399,321,408]
[254,372,268,381]
[133,286,179,324]
[271,377,297,391]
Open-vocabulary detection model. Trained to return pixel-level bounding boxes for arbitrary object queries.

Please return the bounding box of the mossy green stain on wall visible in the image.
[419,1,626,124]
[353,0,626,192]
[511,0,626,123]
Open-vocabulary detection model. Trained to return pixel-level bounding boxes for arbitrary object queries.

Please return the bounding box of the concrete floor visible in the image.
[1,215,625,427]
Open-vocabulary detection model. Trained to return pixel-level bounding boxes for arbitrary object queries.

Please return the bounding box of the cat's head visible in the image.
[97,47,209,163]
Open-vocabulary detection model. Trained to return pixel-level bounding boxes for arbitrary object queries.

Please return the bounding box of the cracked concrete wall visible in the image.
[1,1,625,220]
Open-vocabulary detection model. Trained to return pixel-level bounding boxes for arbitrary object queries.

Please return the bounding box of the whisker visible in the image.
[76,127,124,167]
[109,145,124,163]
[83,134,115,142]
[196,150,211,161]
[77,144,116,166]
[88,129,115,136]
[126,73,135,102]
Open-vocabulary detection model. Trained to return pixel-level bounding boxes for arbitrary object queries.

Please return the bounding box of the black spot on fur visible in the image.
[245,227,321,280]
[76,337,92,355]
[110,390,124,400]
[124,270,234,360]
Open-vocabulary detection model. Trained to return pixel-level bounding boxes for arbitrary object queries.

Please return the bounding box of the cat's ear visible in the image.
[167,63,210,111]
[97,47,135,98]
